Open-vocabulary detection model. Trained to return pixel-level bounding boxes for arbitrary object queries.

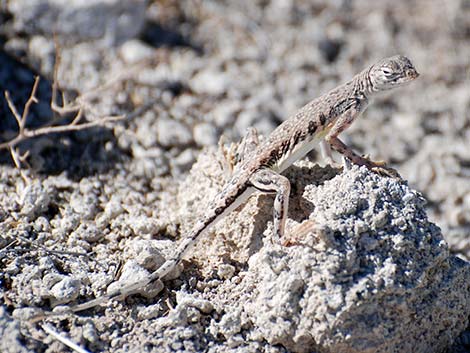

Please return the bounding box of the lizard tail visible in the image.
[27,186,247,319]
[67,185,253,314]
[67,220,210,313]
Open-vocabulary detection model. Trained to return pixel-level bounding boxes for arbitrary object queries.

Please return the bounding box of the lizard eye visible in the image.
[382,68,393,76]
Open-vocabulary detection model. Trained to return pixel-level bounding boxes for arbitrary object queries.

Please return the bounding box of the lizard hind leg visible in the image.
[235,127,260,166]
[249,168,291,243]
[220,127,260,174]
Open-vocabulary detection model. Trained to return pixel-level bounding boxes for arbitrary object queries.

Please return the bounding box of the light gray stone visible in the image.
[120,39,155,64]
[70,190,99,220]
[172,149,197,173]
[128,239,166,270]
[191,70,230,96]
[193,123,218,147]
[129,216,160,238]
[20,181,50,219]
[48,276,81,305]
[7,0,147,45]
[244,166,470,353]
[0,308,36,353]
[156,119,193,148]
[106,260,164,299]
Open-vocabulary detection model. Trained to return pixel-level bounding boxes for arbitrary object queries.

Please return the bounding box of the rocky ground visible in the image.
[0,1,469,352]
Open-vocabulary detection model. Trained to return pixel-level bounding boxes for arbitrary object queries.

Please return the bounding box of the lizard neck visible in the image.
[351,66,376,99]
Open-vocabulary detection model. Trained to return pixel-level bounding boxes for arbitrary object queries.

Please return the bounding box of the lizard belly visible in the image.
[275,135,322,173]
[217,186,256,220]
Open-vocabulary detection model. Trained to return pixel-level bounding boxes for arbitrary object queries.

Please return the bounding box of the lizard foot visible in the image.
[366,160,401,178]
[325,158,343,170]
[358,156,401,179]
[370,166,401,178]
[282,220,318,247]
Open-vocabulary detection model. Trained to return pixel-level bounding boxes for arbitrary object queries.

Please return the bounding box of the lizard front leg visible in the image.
[319,140,340,167]
[327,136,400,177]
[324,107,400,178]
[249,168,291,243]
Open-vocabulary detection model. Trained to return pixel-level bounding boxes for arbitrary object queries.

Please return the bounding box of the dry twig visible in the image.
[41,323,91,353]
[1,76,124,152]
[1,43,128,180]
[16,234,89,257]
[1,37,164,176]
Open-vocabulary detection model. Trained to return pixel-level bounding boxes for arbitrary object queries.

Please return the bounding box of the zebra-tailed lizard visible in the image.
[38,55,419,317]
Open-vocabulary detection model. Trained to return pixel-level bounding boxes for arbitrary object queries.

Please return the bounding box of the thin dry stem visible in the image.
[9,147,31,183]
[1,79,125,152]
[5,91,22,126]
[50,36,81,115]
[42,324,91,353]
[70,108,83,125]
[51,34,61,112]
[29,114,123,138]
[21,76,40,128]
[1,40,156,173]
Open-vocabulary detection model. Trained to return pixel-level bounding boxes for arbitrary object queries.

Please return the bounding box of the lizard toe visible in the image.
[371,165,402,179]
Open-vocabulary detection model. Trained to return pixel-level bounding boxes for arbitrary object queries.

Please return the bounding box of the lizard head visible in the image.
[369,55,419,92]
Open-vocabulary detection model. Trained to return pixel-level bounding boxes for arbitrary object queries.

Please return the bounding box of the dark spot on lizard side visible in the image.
[308,120,318,135]
[366,68,374,90]
[269,148,278,161]
[289,130,305,151]
[261,149,280,168]
[212,206,225,217]
[328,98,358,119]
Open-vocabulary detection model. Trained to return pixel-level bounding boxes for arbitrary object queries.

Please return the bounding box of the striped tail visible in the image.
[67,182,254,313]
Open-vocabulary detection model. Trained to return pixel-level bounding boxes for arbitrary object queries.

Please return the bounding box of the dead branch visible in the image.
[42,323,91,353]
[1,76,124,152]
[0,39,161,173]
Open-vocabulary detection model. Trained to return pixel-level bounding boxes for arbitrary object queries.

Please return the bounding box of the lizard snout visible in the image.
[406,68,419,79]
